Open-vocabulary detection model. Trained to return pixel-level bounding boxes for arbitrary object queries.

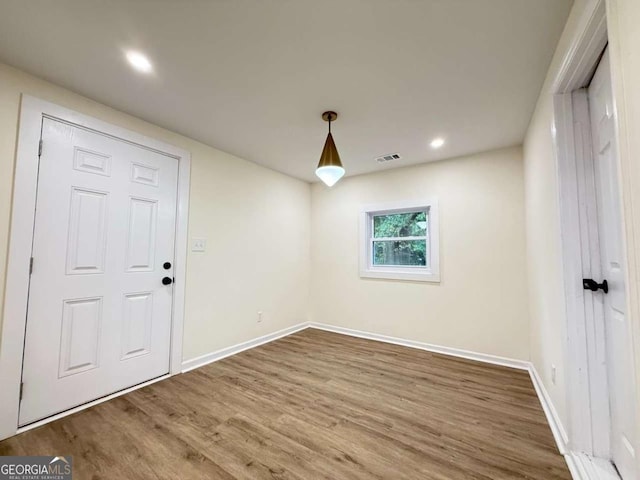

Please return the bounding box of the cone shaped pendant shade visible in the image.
[316,111,345,187]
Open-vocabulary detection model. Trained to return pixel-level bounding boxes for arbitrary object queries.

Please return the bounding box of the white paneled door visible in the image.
[589,49,637,480]
[19,118,178,425]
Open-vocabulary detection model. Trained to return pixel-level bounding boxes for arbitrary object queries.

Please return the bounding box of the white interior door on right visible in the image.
[588,48,637,480]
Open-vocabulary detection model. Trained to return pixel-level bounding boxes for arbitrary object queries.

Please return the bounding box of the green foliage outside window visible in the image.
[372,211,428,266]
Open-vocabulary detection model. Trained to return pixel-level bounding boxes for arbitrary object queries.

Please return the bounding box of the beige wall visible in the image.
[310,146,530,360]
[0,63,531,372]
[0,62,311,362]
[2,0,639,455]
[525,0,640,451]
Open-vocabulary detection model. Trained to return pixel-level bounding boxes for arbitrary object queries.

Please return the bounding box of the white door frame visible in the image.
[552,0,634,461]
[0,95,191,440]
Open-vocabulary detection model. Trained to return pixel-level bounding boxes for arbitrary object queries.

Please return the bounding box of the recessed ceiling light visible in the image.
[125,50,153,73]
[430,137,445,149]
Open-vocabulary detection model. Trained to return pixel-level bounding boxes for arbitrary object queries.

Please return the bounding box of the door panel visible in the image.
[589,48,637,480]
[126,197,158,271]
[66,187,108,274]
[73,147,111,176]
[19,118,179,425]
[59,297,103,377]
[121,292,154,360]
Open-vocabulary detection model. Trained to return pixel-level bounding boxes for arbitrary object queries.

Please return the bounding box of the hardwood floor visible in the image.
[0,329,571,479]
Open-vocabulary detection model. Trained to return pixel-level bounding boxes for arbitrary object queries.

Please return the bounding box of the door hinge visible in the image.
[19,382,24,401]
[38,139,43,157]
[29,257,34,275]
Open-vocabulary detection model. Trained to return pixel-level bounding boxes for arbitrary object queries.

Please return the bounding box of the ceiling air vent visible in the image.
[375,153,402,163]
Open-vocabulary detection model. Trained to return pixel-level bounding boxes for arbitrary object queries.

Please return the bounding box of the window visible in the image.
[360,200,440,282]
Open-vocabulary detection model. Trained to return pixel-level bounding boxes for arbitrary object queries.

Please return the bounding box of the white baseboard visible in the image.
[527,363,569,455]
[565,453,587,480]
[17,318,583,480]
[308,322,531,370]
[565,452,620,480]
[181,322,309,373]
[525,362,616,480]
[310,323,585,478]
[16,324,309,436]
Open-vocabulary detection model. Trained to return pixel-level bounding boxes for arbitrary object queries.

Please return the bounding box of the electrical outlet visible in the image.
[257,311,263,323]
[191,238,207,252]
[551,364,557,385]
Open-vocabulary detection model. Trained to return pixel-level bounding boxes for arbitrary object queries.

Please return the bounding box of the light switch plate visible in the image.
[191,237,207,252]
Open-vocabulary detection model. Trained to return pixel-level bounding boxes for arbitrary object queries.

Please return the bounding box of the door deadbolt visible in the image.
[583,278,608,294]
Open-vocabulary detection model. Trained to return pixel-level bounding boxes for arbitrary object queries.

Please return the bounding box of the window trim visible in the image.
[359,199,440,282]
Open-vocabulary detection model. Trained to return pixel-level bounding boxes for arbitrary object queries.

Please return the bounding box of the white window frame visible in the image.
[359,199,440,282]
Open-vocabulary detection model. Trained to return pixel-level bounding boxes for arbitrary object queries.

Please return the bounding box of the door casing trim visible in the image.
[551,0,635,463]
[0,95,191,440]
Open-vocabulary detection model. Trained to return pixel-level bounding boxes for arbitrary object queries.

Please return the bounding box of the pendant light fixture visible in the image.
[316,111,345,187]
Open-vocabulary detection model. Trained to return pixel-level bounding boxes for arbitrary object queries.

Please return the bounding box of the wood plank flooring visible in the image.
[0,329,571,479]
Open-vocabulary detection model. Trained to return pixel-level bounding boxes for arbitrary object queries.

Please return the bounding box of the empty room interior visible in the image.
[1,0,640,479]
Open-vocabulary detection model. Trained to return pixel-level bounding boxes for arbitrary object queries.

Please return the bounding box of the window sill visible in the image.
[359,268,440,283]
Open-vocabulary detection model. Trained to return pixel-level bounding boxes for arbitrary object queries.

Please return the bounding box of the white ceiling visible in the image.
[0,0,572,182]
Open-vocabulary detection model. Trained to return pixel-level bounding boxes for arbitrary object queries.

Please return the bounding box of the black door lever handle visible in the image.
[583,278,608,294]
